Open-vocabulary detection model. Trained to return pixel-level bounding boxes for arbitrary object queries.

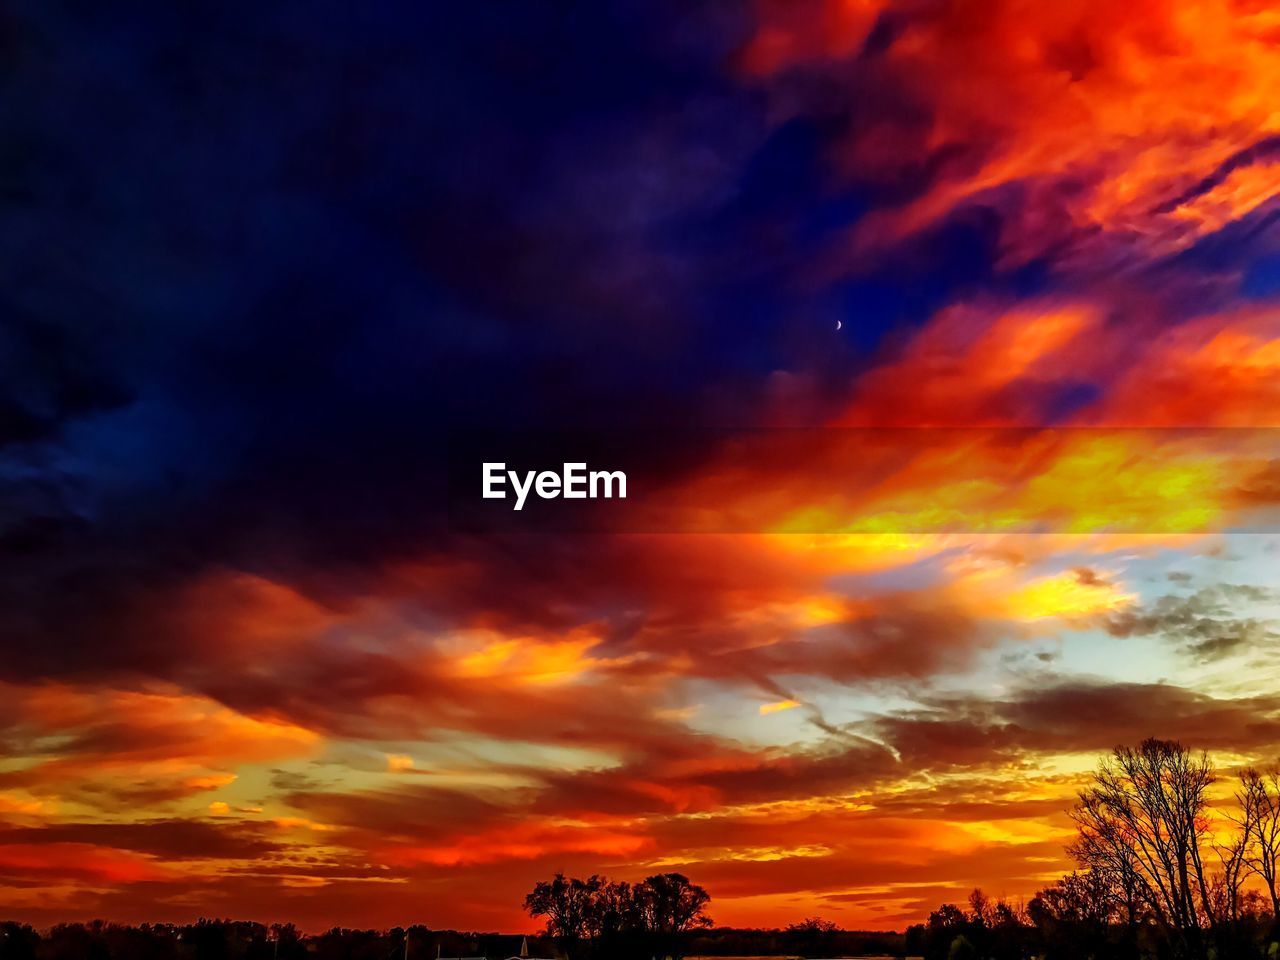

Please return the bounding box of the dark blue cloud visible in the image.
[0,0,1091,675]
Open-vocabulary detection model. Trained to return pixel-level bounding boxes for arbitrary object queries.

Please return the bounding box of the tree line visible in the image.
[521,872,711,959]
[909,737,1280,959]
[0,917,910,960]
[0,921,549,960]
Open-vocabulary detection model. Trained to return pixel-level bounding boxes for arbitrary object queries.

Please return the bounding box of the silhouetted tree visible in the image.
[631,873,712,960]
[920,902,968,960]
[1070,738,1218,959]
[1029,870,1130,959]
[1241,767,1280,920]
[0,923,39,960]
[523,873,603,958]
[524,871,710,960]
[783,917,837,957]
[586,879,635,953]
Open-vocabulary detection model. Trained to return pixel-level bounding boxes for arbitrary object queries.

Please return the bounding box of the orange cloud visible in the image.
[1098,305,1280,426]
[381,819,652,868]
[745,0,1280,268]
[0,682,319,808]
[386,753,415,773]
[834,303,1100,427]
[760,698,802,715]
[0,842,173,884]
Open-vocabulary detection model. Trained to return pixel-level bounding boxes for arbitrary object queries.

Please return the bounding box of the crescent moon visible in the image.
[836,319,842,330]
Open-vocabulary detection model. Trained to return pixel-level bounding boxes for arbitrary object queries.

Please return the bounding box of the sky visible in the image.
[4,0,1280,935]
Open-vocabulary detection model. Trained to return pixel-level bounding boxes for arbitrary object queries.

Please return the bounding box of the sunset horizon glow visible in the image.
[5,0,1280,937]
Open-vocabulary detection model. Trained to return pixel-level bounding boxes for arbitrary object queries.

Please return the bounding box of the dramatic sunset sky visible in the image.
[5,0,1280,935]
